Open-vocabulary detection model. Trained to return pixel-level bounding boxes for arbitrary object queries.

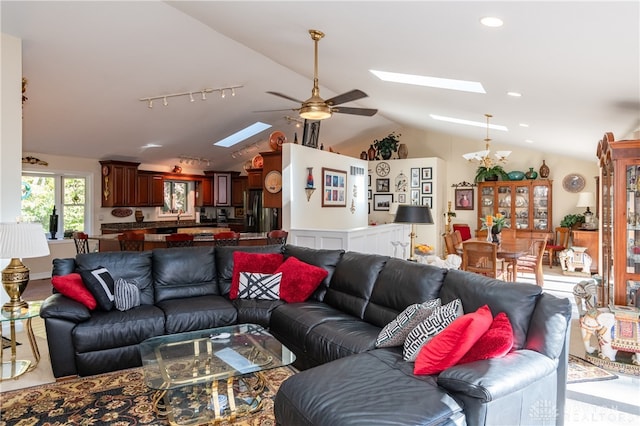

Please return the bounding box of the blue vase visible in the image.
[507,171,525,181]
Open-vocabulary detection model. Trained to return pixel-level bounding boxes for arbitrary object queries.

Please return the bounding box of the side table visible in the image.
[1,300,42,381]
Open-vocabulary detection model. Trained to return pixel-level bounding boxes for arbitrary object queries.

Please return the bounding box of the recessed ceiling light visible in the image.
[370,70,486,94]
[214,122,272,147]
[519,123,529,128]
[525,139,534,144]
[430,114,508,131]
[507,92,522,97]
[141,143,162,149]
[481,16,504,27]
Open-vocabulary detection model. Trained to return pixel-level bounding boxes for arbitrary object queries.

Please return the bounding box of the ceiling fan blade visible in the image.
[266,91,305,104]
[325,89,368,106]
[253,107,300,113]
[332,106,378,117]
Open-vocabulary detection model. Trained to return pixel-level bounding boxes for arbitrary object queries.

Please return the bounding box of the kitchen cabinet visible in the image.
[247,169,263,189]
[213,172,231,206]
[232,175,248,206]
[261,151,282,210]
[196,177,214,207]
[100,160,139,207]
[477,179,553,238]
[597,132,640,306]
[572,229,599,273]
[136,172,164,207]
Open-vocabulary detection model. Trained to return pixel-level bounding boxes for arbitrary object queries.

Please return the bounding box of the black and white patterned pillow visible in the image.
[403,298,463,361]
[376,298,442,348]
[238,272,282,301]
[80,267,115,311]
[114,278,141,311]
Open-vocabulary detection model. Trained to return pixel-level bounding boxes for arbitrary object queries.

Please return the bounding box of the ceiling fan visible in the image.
[264,29,378,120]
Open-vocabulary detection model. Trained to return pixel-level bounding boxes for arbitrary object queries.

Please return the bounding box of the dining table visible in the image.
[457,237,533,279]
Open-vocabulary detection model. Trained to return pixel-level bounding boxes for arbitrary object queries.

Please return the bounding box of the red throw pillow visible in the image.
[230,252,284,299]
[275,256,329,303]
[51,273,97,310]
[457,312,514,365]
[414,304,493,375]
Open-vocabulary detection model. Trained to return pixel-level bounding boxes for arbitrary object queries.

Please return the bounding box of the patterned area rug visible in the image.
[0,365,295,425]
[567,354,619,384]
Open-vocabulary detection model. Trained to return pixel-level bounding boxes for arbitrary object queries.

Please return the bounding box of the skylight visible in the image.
[430,114,508,131]
[370,70,485,94]
[214,122,272,147]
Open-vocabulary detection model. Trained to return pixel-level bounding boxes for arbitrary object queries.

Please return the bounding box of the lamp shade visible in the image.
[393,205,434,224]
[0,222,50,259]
[576,192,596,208]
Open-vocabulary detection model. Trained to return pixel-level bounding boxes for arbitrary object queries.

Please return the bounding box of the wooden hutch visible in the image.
[597,132,640,306]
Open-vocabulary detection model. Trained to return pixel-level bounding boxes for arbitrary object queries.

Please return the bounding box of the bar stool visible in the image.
[165,233,194,248]
[213,231,240,246]
[73,231,90,254]
[267,229,288,245]
[118,232,145,251]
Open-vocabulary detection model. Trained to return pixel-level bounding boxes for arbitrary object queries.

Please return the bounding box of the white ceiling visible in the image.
[2,1,639,172]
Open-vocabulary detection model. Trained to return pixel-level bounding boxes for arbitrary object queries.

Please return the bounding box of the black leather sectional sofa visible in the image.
[40,244,571,426]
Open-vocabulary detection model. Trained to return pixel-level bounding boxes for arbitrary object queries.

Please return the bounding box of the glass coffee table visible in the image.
[139,323,295,425]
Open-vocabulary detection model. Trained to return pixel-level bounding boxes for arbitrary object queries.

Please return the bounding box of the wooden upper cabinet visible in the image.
[247,169,263,189]
[196,177,214,207]
[214,172,231,206]
[100,160,139,207]
[232,175,248,206]
[136,172,164,207]
[261,151,282,209]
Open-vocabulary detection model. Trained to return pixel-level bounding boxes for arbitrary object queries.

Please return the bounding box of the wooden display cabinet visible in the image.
[597,132,640,306]
[571,229,599,273]
[477,179,553,238]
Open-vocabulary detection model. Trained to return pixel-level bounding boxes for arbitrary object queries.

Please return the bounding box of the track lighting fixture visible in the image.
[284,115,304,127]
[177,155,212,167]
[140,85,243,108]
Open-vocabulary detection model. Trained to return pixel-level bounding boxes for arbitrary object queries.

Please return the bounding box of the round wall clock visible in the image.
[562,173,586,193]
[264,170,282,194]
[376,162,390,177]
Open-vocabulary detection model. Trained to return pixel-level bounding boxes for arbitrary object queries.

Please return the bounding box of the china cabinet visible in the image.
[597,132,640,306]
[477,180,553,238]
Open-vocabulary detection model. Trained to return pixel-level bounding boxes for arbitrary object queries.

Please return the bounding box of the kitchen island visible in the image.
[93,230,269,251]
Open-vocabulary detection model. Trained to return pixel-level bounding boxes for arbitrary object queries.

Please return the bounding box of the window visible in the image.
[21,173,87,238]
[162,180,192,215]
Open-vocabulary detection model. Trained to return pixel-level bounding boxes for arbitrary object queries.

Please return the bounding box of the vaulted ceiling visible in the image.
[3,1,639,171]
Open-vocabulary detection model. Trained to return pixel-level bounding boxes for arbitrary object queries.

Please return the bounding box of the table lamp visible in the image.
[0,222,50,313]
[393,204,434,261]
[576,192,596,228]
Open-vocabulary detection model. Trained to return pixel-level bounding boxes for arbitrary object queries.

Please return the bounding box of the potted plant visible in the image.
[560,214,585,229]
[372,132,401,160]
[474,165,509,183]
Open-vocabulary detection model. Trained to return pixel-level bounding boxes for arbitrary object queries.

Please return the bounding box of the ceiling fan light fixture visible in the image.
[300,104,332,120]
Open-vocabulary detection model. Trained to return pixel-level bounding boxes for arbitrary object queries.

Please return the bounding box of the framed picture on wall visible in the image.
[376,178,390,192]
[422,196,433,209]
[373,194,393,211]
[322,167,347,207]
[368,189,372,200]
[455,188,474,210]
[410,189,420,205]
[398,193,407,203]
[410,168,420,188]
[421,167,432,180]
[422,182,432,194]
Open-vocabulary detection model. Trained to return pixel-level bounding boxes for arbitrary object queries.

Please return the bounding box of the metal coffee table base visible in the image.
[153,372,267,425]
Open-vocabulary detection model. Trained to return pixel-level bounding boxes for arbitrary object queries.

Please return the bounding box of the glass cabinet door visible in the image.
[480,185,495,221]
[625,165,640,275]
[532,184,550,232]
[513,185,530,230]
[497,184,512,229]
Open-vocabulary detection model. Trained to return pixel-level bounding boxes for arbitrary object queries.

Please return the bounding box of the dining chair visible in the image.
[165,233,194,248]
[452,224,472,241]
[213,231,241,246]
[461,241,507,280]
[443,232,457,256]
[452,230,462,247]
[72,231,90,254]
[544,227,570,268]
[509,238,548,286]
[267,229,288,245]
[118,232,145,251]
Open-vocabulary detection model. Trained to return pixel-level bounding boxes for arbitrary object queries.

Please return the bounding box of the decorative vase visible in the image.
[293,132,299,144]
[367,145,376,160]
[525,167,538,180]
[398,143,408,159]
[306,167,314,188]
[379,148,392,160]
[135,209,144,223]
[507,171,525,181]
[539,160,550,178]
[491,225,501,244]
[484,174,499,182]
[360,151,368,160]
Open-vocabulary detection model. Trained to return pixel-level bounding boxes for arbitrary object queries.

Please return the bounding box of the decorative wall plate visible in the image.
[562,173,586,193]
[264,170,282,193]
[269,131,287,151]
[251,154,264,169]
[111,208,133,217]
[376,161,390,177]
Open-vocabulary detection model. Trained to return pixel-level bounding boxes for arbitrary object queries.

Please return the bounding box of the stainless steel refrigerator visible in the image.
[245,189,276,233]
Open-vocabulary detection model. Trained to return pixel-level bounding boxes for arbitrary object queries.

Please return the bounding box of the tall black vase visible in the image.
[491,225,500,244]
[49,207,58,240]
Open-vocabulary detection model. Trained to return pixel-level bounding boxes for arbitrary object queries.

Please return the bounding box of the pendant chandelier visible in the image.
[462,114,511,167]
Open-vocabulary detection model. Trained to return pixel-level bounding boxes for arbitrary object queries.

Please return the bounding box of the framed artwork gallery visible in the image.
[455,188,474,210]
[322,167,347,207]
[373,193,393,211]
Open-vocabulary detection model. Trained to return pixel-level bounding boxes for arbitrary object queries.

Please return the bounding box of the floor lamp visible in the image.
[0,222,50,313]
[394,204,434,261]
